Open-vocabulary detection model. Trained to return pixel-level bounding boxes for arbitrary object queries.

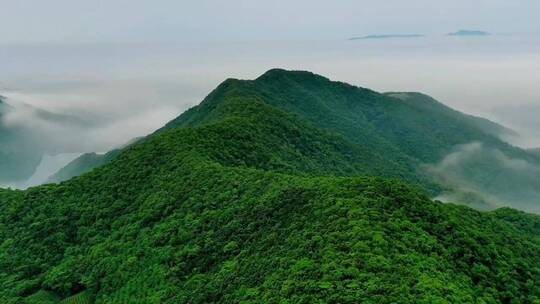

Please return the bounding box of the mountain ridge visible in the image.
[47,69,540,211]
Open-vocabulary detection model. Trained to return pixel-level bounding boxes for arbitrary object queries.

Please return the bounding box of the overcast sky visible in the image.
[1,0,540,44]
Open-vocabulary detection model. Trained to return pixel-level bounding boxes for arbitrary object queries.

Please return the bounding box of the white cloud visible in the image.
[425,142,540,213]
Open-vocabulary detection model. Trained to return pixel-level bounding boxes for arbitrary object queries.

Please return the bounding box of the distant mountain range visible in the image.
[2,69,540,303]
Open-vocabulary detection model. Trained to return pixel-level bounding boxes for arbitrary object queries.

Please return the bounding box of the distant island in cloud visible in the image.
[349,30,493,40]
[447,30,491,37]
[349,30,499,41]
[349,34,424,40]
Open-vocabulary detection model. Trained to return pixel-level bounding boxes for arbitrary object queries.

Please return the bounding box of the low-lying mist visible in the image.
[426,142,540,213]
[0,88,184,188]
[1,86,183,154]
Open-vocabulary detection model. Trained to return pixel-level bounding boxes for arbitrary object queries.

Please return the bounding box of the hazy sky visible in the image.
[1,0,540,44]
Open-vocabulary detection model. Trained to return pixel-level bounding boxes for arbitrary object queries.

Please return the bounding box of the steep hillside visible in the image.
[53,76,428,189]
[384,92,518,140]
[1,81,540,303]
[154,70,540,210]
[162,69,535,166]
[51,99,422,185]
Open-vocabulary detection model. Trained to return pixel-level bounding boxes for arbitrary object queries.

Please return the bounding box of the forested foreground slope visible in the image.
[1,82,540,303]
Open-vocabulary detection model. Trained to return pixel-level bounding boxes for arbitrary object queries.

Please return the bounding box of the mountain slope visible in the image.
[384,92,518,140]
[163,69,535,165]
[52,99,422,185]
[150,69,540,211]
[1,76,540,303]
[52,76,429,189]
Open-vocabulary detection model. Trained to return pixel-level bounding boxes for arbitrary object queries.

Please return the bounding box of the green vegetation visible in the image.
[24,290,60,304]
[1,70,540,303]
[161,69,537,167]
[60,291,93,304]
[384,92,518,140]
[161,69,540,210]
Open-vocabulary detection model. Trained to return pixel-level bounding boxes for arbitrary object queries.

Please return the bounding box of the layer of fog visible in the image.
[1,35,540,187]
[1,86,184,154]
[0,153,83,189]
[426,142,540,213]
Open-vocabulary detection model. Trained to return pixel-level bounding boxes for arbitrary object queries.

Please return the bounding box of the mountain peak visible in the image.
[256,68,329,82]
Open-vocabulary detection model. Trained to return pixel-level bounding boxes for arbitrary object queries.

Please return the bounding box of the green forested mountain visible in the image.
[39,68,540,213]
[57,70,521,181]
[384,92,518,141]
[44,69,540,213]
[1,70,540,303]
[165,69,527,164]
